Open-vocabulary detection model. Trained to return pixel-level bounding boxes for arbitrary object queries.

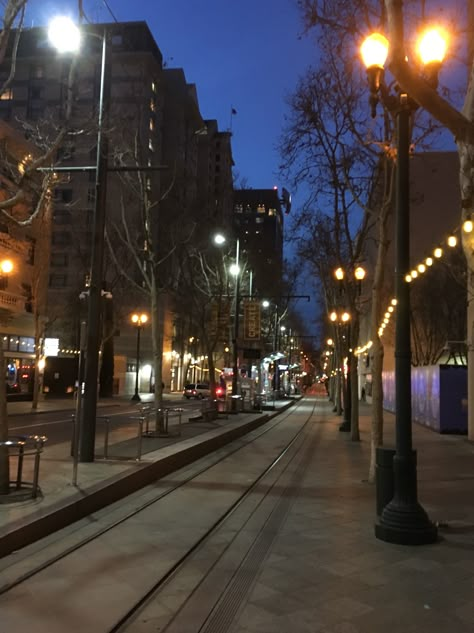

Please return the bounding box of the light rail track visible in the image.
[0,397,319,633]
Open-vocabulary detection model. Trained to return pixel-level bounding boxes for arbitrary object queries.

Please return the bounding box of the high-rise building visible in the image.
[233,188,286,298]
[0,21,234,393]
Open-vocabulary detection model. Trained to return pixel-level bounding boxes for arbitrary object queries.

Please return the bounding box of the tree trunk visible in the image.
[369,338,384,482]
[350,317,360,441]
[151,284,165,432]
[99,296,114,397]
[31,313,44,410]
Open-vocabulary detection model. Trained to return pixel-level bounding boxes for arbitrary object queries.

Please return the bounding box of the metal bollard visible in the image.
[136,418,143,461]
[32,440,42,499]
[103,418,110,459]
[16,442,24,489]
[70,414,76,457]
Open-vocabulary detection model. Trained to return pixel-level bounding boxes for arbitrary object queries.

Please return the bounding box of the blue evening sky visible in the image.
[28,0,316,200]
[27,0,320,326]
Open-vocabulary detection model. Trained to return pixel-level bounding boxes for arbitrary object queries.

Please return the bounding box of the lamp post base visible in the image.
[375,501,437,545]
[375,452,438,545]
[131,393,141,402]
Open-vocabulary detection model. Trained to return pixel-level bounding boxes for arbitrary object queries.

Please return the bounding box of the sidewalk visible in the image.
[219,398,474,633]
[1,396,474,632]
[0,395,294,557]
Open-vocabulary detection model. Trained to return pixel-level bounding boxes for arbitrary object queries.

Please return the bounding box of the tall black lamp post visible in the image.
[361,29,446,544]
[131,313,148,402]
[49,17,111,463]
[329,308,351,428]
[333,265,366,431]
[214,233,241,410]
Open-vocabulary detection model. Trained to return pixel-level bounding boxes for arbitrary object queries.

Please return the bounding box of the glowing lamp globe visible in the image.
[48,16,81,53]
[418,28,447,65]
[360,33,389,69]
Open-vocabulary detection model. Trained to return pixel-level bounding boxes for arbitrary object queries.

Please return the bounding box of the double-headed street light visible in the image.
[333,265,366,432]
[49,17,110,463]
[361,28,446,545]
[131,313,148,402]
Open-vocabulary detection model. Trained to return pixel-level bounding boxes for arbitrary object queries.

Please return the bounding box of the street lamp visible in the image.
[0,258,14,494]
[333,265,365,432]
[131,313,148,401]
[0,259,13,290]
[49,17,111,462]
[361,28,445,545]
[214,233,241,409]
[329,308,351,425]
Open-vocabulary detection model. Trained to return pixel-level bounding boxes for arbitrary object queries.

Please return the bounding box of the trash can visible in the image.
[375,447,396,516]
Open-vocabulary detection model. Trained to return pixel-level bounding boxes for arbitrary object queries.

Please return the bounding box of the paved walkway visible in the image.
[0,393,289,556]
[1,394,474,632]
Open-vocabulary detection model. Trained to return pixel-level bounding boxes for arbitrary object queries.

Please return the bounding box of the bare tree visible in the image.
[106,133,198,431]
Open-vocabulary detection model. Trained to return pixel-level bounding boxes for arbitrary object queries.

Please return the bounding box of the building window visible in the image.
[20,336,35,351]
[53,209,72,224]
[0,89,13,100]
[29,86,42,99]
[26,237,35,265]
[52,232,72,246]
[55,189,73,203]
[49,273,68,288]
[57,144,75,162]
[257,204,265,213]
[31,65,44,79]
[27,104,45,120]
[50,253,69,267]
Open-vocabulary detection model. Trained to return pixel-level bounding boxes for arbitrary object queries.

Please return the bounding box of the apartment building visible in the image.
[0,21,234,394]
[233,188,286,299]
[0,120,53,398]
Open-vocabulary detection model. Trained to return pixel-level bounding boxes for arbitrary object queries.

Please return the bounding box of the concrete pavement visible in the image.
[1,394,474,632]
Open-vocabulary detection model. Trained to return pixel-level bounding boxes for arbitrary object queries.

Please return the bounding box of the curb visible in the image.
[0,401,294,558]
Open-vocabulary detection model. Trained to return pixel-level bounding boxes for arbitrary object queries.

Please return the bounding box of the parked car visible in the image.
[183,383,211,399]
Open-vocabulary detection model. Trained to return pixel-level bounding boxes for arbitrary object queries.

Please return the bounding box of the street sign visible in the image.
[243,300,261,340]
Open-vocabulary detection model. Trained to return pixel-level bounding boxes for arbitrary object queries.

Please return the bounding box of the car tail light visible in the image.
[216,387,223,396]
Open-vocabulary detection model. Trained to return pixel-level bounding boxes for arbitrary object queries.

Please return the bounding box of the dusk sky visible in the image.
[26,0,320,324]
[28,0,316,205]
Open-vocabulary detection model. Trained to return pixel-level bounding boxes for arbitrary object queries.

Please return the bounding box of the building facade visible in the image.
[0,21,235,394]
